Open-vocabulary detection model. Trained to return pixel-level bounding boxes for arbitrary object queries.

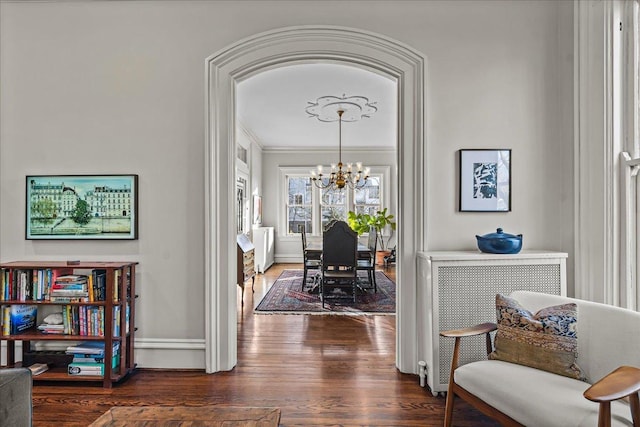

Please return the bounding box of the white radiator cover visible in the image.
[416,250,567,395]
[252,226,275,274]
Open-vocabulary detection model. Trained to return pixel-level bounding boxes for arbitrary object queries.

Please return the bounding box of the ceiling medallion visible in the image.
[305,94,377,122]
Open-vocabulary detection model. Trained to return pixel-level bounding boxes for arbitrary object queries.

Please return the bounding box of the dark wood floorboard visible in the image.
[31,263,499,426]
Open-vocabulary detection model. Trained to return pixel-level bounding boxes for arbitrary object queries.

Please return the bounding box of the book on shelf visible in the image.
[37,323,65,334]
[92,269,106,302]
[67,363,103,376]
[48,296,90,303]
[65,340,119,356]
[27,363,50,376]
[55,274,88,283]
[73,353,119,368]
[1,304,37,335]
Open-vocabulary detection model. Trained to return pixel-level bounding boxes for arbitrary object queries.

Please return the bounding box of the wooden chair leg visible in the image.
[444,385,456,427]
[630,392,640,427]
[444,337,461,427]
[597,402,611,427]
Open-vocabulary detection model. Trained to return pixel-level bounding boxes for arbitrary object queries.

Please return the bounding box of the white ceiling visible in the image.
[236,63,398,150]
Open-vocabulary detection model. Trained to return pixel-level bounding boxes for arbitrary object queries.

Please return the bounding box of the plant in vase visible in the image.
[347,208,397,265]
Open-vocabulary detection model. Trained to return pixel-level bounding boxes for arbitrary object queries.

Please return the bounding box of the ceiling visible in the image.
[236,63,398,150]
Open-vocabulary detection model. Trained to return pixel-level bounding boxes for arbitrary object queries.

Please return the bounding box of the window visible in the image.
[281,167,390,236]
[354,176,381,216]
[320,184,346,229]
[286,175,313,234]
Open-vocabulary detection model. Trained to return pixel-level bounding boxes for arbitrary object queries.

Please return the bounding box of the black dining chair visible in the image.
[357,226,377,292]
[321,220,358,308]
[299,224,321,291]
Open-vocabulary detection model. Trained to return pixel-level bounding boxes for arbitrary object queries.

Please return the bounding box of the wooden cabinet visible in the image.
[416,251,567,395]
[237,234,255,304]
[0,261,137,388]
[252,226,274,273]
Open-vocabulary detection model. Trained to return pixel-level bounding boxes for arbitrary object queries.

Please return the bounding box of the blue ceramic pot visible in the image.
[476,228,522,254]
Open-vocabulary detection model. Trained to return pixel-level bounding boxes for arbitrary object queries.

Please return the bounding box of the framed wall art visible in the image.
[26,174,139,240]
[459,149,511,212]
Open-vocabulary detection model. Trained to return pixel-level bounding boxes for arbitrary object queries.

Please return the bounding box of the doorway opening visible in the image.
[205,26,427,374]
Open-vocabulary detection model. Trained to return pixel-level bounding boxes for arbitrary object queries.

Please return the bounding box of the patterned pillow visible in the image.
[489,293,585,380]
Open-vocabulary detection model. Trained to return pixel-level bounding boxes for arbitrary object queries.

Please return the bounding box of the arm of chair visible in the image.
[440,322,497,367]
[583,365,640,427]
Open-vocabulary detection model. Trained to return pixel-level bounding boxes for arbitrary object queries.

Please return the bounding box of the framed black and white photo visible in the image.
[26,174,138,240]
[459,149,511,212]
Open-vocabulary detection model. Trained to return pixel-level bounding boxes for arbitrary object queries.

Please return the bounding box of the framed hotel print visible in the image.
[459,149,511,212]
[26,174,139,240]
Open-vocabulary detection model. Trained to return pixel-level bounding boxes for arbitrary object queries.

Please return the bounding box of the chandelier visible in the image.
[306,95,375,191]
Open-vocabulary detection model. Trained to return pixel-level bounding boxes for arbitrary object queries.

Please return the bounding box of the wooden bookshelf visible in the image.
[0,261,137,388]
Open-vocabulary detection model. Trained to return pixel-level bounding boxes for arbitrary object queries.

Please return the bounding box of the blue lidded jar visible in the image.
[475,228,522,254]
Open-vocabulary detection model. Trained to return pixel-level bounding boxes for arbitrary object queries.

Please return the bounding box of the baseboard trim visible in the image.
[135,338,205,369]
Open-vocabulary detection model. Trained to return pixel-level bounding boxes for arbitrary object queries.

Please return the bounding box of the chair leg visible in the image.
[630,392,640,427]
[444,388,455,427]
[371,268,377,293]
[302,267,308,291]
[597,402,611,427]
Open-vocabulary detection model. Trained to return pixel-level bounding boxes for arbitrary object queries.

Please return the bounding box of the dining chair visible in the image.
[357,226,377,292]
[321,220,358,308]
[299,224,321,291]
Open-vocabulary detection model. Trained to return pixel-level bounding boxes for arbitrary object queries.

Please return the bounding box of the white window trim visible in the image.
[278,166,391,240]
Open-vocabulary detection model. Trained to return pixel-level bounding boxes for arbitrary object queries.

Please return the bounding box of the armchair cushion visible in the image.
[455,360,631,427]
[489,293,585,380]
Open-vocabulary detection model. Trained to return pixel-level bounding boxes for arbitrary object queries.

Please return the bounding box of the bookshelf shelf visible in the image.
[0,261,138,388]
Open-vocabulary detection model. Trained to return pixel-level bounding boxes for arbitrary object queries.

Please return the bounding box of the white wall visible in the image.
[0,0,574,368]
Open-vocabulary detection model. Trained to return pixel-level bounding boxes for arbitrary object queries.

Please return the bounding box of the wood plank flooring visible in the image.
[31,263,499,426]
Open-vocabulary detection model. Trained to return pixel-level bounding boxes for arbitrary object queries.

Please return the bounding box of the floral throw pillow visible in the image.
[489,293,585,380]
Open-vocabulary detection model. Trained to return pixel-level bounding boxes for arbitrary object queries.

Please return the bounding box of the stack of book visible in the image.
[37,322,65,335]
[50,275,89,303]
[65,341,120,376]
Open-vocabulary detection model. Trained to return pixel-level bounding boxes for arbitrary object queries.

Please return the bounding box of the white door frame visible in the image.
[204,25,427,374]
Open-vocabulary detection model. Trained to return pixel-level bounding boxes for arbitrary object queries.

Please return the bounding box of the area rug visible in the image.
[255,269,395,315]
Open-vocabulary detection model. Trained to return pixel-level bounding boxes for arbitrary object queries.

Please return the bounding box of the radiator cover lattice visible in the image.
[437,264,562,385]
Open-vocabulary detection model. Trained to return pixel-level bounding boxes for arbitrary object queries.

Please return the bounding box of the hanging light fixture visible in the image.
[306,95,375,191]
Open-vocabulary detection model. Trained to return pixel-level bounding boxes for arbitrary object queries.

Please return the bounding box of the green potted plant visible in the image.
[347,208,397,265]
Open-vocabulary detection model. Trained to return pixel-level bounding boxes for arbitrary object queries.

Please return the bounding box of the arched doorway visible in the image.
[205,26,426,374]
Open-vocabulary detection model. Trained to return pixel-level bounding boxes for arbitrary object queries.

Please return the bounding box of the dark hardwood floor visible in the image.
[31,263,499,426]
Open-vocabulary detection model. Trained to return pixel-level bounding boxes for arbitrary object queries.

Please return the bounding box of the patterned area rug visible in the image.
[255,269,395,314]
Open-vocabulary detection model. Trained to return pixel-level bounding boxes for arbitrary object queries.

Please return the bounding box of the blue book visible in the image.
[9,304,37,334]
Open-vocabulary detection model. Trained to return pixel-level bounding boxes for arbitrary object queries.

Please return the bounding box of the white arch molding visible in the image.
[205,26,427,374]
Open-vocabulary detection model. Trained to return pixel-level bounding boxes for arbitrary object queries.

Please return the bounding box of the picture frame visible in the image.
[26,174,139,240]
[459,149,511,212]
